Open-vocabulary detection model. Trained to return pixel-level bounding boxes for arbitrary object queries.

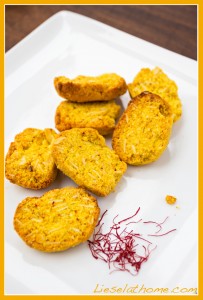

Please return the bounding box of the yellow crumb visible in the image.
[165,195,177,205]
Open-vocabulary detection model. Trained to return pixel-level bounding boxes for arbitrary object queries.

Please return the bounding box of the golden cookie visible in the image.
[55,100,120,135]
[5,128,57,189]
[52,128,127,196]
[14,187,100,252]
[112,92,173,165]
[128,67,182,122]
[54,73,127,102]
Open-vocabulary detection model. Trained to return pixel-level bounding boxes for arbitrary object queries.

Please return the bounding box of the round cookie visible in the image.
[14,187,100,252]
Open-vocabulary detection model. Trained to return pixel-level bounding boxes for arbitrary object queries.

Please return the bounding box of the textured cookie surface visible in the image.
[112,92,173,165]
[55,100,120,135]
[54,73,127,102]
[128,67,182,122]
[5,128,57,189]
[14,187,100,252]
[52,128,127,196]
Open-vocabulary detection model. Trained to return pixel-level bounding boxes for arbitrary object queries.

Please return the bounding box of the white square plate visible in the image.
[5,11,198,295]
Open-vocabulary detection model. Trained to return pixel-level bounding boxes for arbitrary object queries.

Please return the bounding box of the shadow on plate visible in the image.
[124,148,171,180]
[170,117,184,141]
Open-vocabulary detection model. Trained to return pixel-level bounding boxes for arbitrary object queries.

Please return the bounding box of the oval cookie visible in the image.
[54,73,127,102]
[112,92,173,165]
[55,100,120,135]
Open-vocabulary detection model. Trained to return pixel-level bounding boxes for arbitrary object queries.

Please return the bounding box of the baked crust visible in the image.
[112,92,173,165]
[54,73,127,102]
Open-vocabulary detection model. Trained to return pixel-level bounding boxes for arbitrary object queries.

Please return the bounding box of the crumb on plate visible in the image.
[165,195,177,205]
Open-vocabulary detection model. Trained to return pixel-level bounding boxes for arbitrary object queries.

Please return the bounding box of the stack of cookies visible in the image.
[54,73,127,135]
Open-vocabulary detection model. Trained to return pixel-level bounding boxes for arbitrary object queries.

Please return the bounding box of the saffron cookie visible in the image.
[55,100,120,135]
[14,187,100,252]
[5,128,58,189]
[128,67,182,122]
[54,73,127,102]
[112,92,173,165]
[52,128,127,196]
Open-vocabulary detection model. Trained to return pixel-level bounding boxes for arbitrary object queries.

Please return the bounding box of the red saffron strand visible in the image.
[96,210,108,227]
[118,207,141,224]
[88,208,176,276]
[148,229,177,237]
[126,219,142,226]
[143,216,169,233]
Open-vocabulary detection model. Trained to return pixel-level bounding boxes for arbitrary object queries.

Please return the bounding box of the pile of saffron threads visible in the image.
[88,207,176,275]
